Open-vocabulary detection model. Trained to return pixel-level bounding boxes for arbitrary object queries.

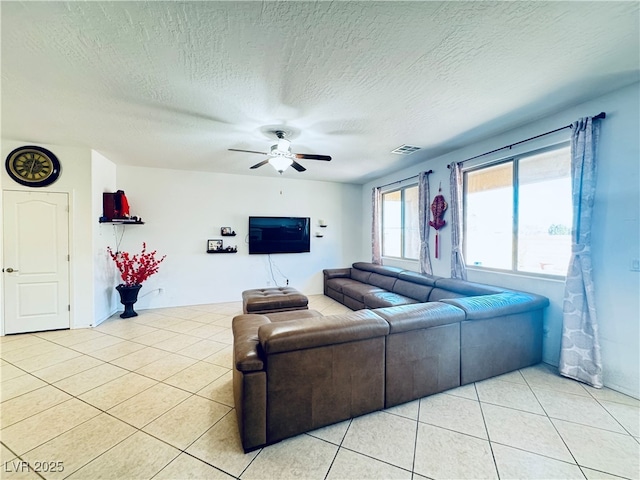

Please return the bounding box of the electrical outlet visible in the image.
[631,259,640,272]
[266,281,271,286]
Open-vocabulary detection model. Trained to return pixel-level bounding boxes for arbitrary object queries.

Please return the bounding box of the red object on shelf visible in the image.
[103,190,130,220]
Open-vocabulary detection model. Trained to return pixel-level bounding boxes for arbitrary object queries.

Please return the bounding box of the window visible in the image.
[464,145,572,276]
[382,185,419,259]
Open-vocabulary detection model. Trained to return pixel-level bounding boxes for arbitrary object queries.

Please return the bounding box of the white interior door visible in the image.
[3,191,70,334]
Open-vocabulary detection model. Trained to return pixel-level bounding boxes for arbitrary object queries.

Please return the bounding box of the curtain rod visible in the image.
[448,111,606,168]
[378,169,433,189]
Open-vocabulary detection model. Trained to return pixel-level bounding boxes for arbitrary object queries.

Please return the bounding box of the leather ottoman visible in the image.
[242,287,309,314]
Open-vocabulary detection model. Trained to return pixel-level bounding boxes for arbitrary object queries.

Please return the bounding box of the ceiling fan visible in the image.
[228,130,331,174]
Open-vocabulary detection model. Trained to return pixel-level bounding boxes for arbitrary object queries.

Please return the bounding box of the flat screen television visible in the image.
[248,216,311,254]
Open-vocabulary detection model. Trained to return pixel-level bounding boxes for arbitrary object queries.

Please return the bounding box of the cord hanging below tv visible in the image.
[248,216,311,254]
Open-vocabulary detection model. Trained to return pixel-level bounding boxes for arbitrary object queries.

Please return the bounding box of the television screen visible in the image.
[248,216,311,254]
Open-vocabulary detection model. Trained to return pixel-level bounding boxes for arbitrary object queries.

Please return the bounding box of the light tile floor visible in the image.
[1,295,638,480]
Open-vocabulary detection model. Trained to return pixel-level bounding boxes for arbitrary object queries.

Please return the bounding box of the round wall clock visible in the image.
[5,145,61,187]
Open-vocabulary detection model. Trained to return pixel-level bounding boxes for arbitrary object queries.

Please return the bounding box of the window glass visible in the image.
[518,148,572,275]
[381,185,419,259]
[464,144,572,276]
[382,190,402,257]
[465,162,513,269]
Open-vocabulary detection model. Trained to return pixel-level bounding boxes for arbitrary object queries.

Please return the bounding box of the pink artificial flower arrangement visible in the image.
[107,242,166,286]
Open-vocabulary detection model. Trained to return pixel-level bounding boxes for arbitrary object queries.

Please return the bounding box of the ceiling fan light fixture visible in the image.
[268,156,293,173]
[230,127,331,174]
[277,138,291,152]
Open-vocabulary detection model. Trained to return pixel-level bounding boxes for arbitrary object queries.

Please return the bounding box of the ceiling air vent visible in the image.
[391,144,421,155]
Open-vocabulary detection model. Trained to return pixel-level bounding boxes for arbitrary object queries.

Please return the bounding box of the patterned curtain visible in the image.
[418,171,433,274]
[559,116,603,388]
[449,162,467,279]
[371,187,382,264]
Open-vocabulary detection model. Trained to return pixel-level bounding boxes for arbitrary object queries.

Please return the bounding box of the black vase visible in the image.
[116,284,142,318]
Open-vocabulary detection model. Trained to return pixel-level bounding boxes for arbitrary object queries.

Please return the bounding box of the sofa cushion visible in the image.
[434,278,506,296]
[364,291,419,309]
[266,309,325,323]
[343,295,366,311]
[392,279,432,302]
[442,292,550,320]
[352,262,404,277]
[374,302,465,334]
[428,288,467,302]
[342,282,385,303]
[351,268,372,284]
[368,272,397,290]
[397,270,439,286]
[258,310,389,354]
[326,277,359,294]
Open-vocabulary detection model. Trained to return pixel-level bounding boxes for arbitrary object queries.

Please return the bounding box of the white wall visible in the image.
[91,150,118,324]
[590,84,640,397]
[1,140,95,329]
[362,82,640,398]
[112,166,362,309]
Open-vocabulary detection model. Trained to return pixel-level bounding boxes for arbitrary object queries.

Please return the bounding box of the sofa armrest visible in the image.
[442,292,549,320]
[323,267,352,279]
[258,310,389,354]
[232,314,271,372]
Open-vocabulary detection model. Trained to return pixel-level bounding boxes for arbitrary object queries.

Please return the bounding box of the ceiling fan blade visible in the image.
[250,159,269,169]
[291,161,307,172]
[229,148,269,155]
[294,153,332,161]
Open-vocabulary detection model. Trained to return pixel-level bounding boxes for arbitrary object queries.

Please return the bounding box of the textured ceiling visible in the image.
[2,1,639,184]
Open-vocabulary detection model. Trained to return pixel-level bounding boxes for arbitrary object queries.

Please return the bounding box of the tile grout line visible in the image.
[522,370,584,472]
[475,381,501,480]
[410,396,422,479]
[0,440,46,479]
[587,394,639,438]
[523,367,639,436]
[321,417,353,480]
[333,445,415,477]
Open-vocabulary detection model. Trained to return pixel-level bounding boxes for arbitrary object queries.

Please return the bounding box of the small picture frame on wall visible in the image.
[208,239,223,252]
[221,227,233,236]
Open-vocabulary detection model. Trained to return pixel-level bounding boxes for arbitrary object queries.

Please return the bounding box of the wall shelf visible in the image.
[99,219,144,224]
[209,228,236,252]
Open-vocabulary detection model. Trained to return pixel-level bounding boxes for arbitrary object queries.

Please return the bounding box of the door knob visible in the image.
[5,268,18,273]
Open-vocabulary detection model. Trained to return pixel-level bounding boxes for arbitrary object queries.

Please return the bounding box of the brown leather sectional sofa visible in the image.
[232,262,549,451]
